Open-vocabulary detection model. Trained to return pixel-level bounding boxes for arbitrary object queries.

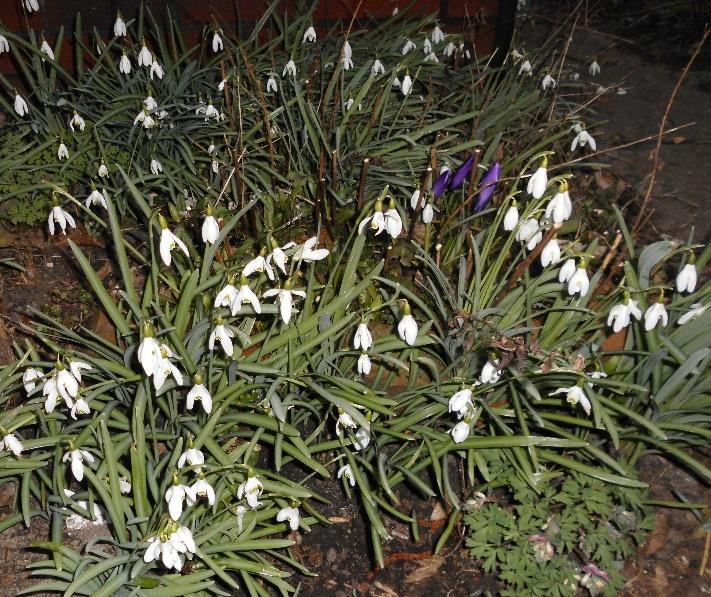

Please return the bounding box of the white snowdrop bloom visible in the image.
[119,52,131,74]
[150,158,163,174]
[480,359,501,384]
[371,59,385,76]
[424,52,439,63]
[266,74,277,93]
[423,203,434,224]
[23,367,43,394]
[47,202,76,235]
[450,420,470,443]
[69,358,91,381]
[150,58,164,80]
[678,303,706,325]
[540,239,561,267]
[143,535,182,571]
[431,25,445,44]
[134,109,157,129]
[558,258,576,284]
[212,31,223,53]
[63,448,95,482]
[178,445,205,468]
[448,389,473,418]
[545,185,573,223]
[337,464,356,487]
[383,202,403,237]
[567,265,590,297]
[335,410,357,436]
[208,144,216,154]
[551,385,591,416]
[541,74,556,90]
[644,302,668,331]
[357,353,371,375]
[344,98,354,110]
[57,142,69,160]
[263,282,306,325]
[676,262,697,293]
[423,38,432,55]
[341,40,353,69]
[266,240,296,275]
[165,478,196,521]
[571,129,596,152]
[212,160,219,174]
[69,112,86,132]
[277,507,300,531]
[85,186,107,209]
[589,60,600,76]
[353,427,370,451]
[170,525,196,556]
[353,323,373,351]
[114,13,127,37]
[202,211,220,245]
[402,38,416,55]
[98,163,108,177]
[518,60,532,75]
[159,217,189,266]
[410,188,423,210]
[42,377,61,413]
[459,43,471,59]
[392,76,401,88]
[443,41,456,57]
[294,236,329,262]
[515,218,539,245]
[0,35,9,54]
[283,59,297,77]
[218,77,227,91]
[14,94,28,117]
[401,74,413,96]
[358,202,386,236]
[243,252,275,280]
[152,352,183,392]
[392,6,399,15]
[40,39,54,61]
[209,320,234,356]
[237,474,263,509]
[397,302,418,346]
[119,476,132,494]
[70,397,90,420]
[186,382,213,414]
[607,298,642,333]
[25,0,39,12]
[203,102,219,120]
[137,328,162,377]
[144,95,158,111]
[0,433,24,457]
[525,226,543,250]
[503,203,519,231]
[571,72,580,80]
[526,159,548,198]
[230,279,260,315]
[510,48,524,61]
[191,475,216,505]
[138,42,152,66]
[303,25,316,44]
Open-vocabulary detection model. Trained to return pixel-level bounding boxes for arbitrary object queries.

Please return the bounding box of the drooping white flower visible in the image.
[70,397,91,419]
[424,52,439,63]
[303,25,316,44]
[266,74,277,93]
[201,205,219,245]
[644,301,668,331]
[119,476,131,494]
[410,188,423,210]
[63,448,95,481]
[450,420,470,443]
[144,536,180,570]
[431,25,445,44]
[263,281,306,325]
[243,251,275,281]
[150,158,163,174]
[516,218,542,250]
[69,112,86,132]
[518,60,532,75]
[397,302,418,346]
[191,474,216,505]
[14,94,28,117]
[152,348,183,391]
[98,162,109,177]
[526,159,548,198]
[23,367,43,394]
[558,258,576,284]
[237,474,263,509]
[401,74,413,96]
[137,326,162,376]
[541,74,556,90]
[0,433,24,457]
[357,353,371,375]
[283,59,297,77]
[40,39,54,61]
[402,38,416,55]
[25,0,39,12]
[0,35,9,54]
[85,186,108,209]
[384,203,403,237]
[607,297,642,333]
[119,52,131,74]
[178,444,205,468]
[57,141,69,160]
[443,41,456,57]
[293,236,329,262]
[353,323,373,351]
[371,59,385,76]
[267,239,296,275]
[503,203,519,231]
[209,319,234,356]
[134,108,157,129]
[540,239,561,267]
[114,12,127,37]
[423,38,433,55]
[341,40,353,70]
[449,389,473,418]
[337,463,356,487]
[138,42,153,66]
[392,77,401,88]
[159,216,189,266]
[165,477,196,520]
[150,57,164,80]
[358,202,386,236]
[545,184,573,223]
[277,506,300,531]
[212,30,223,53]
[47,201,76,235]
[480,359,501,384]
[589,60,600,76]
[571,129,596,152]
[552,384,591,416]
[678,303,706,325]
[230,278,261,315]
[676,262,697,293]
[186,381,213,414]
[567,264,590,297]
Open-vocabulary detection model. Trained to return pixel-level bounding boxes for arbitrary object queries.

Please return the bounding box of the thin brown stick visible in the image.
[356,158,370,212]
[700,531,711,576]
[631,25,710,234]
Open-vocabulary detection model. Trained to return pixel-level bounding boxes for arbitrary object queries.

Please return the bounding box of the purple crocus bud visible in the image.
[450,154,476,190]
[432,170,452,199]
[473,162,502,213]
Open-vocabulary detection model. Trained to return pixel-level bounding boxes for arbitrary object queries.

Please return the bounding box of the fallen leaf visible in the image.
[671,136,686,144]
[430,503,446,521]
[404,556,445,585]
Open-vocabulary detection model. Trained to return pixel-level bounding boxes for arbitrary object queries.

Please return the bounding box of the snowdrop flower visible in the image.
[178,442,205,468]
[567,262,590,296]
[119,52,131,74]
[503,201,519,231]
[335,410,357,436]
[353,323,373,351]
[678,303,706,325]
[294,236,329,262]
[283,59,297,77]
[589,59,600,76]
[170,524,197,555]
[63,448,95,482]
[212,30,223,53]
[114,12,127,37]
[450,420,470,443]
[449,389,473,418]
[138,42,152,66]
[552,384,591,415]
[25,0,39,12]
[186,376,213,414]
[518,60,532,75]
[201,205,220,244]
[46,365,80,407]
[423,38,433,55]
[150,57,164,80]
[337,464,356,487]
[85,185,107,209]
[212,283,237,312]
[137,323,162,376]
[558,258,576,284]
[57,141,69,160]
[402,38,416,55]
[70,397,90,419]
[571,72,580,80]
[143,95,158,111]
[397,301,418,346]
[237,473,263,509]
[69,112,86,132]
[134,109,156,129]
[540,238,561,267]
[357,353,371,375]
[410,188,423,210]
[0,35,9,54]
[401,73,413,96]
[571,128,596,152]
[358,201,386,235]
[211,160,219,174]
[341,40,353,70]
[443,42,456,57]
[371,59,385,76]
[143,535,179,570]
[98,162,108,177]
[526,157,548,198]
[267,239,296,274]
[303,25,316,44]
[150,158,163,174]
[23,367,43,394]
[159,215,189,266]
[266,74,277,93]
[541,74,556,90]
[644,300,668,331]
[263,280,306,325]
[41,39,54,61]
[228,277,260,315]
[67,359,90,382]
[165,475,196,520]
[383,199,403,237]
[0,432,23,457]
[191,474,216,505]
[47,199,76,235]
[344,98,354,111]
[515,218,541,249]
[480,359,501,384]
[392,77,401,88]
[118,476,131,494]
[431,25,445,44]
[424,52,439,63]
[14,94,28,117]
[545,182,573,223]
[607,293,642,333]
[152,347,183,391]
[676,258,697,293]
[243,249,275,280]
[277,507,300,531]
[209,317,234,356]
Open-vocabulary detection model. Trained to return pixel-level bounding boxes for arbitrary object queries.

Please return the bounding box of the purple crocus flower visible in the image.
[432,169,451,199]
[473,162,502,213]
[450,154,476,190]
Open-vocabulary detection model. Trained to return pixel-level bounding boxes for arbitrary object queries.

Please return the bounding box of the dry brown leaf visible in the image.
[430,503,446,521]
[404,556,445,585]
[671,136,687,144]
